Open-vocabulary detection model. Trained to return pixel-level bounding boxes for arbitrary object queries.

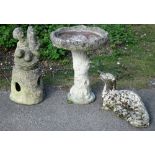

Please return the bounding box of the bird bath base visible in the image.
[67,92,95,104]
[67,50,95,104]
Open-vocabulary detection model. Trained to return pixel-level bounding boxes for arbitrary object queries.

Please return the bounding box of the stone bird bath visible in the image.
[51,25,108,104]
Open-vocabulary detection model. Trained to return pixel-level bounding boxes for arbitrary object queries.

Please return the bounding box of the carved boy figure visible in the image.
[10,26,44,105]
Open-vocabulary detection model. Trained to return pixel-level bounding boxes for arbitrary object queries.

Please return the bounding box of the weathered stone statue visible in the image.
[100,72,150,128]
[10,26,44,105]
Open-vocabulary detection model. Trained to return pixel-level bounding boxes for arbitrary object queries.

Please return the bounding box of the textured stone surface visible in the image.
[67,50,95,104]
[13,27,40,70]
[51,25,108,104]
[10,67,43,105]
[10,26,44,105]
[100,72,150,128]
[51,25,108,51]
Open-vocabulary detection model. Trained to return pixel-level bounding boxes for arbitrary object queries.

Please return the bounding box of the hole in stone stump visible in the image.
[37,76,41,86]
[15,82,21,92]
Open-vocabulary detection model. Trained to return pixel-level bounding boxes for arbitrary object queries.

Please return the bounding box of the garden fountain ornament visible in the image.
[51,25,108,104]
[10,26,44,105]
[100,72,150,128]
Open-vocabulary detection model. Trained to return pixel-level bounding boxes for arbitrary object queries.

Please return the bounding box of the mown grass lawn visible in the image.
[90,25,155,89]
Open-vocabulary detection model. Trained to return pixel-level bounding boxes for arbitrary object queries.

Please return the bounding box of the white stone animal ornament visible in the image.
[100,72,150,128]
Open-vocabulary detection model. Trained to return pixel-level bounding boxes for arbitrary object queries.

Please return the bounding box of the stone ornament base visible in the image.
[67,50,95,104]
[68,90,95,104]
[10,67,44,105]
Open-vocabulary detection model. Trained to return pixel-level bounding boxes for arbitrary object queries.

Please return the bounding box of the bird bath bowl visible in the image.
[51,25,108,104]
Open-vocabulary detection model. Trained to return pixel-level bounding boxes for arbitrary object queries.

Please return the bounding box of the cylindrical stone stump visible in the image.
[10,67,43,105]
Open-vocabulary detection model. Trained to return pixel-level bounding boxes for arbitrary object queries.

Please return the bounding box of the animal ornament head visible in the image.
[100,72,116,82]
